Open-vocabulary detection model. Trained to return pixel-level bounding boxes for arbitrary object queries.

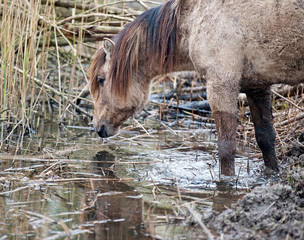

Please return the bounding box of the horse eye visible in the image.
[97,77,105,86]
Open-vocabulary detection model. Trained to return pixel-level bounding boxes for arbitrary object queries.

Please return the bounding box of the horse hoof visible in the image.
[264,166,280,176]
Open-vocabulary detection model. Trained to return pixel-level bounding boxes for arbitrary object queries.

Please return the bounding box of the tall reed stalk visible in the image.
[0,0,118,151]
[0,0,53,150]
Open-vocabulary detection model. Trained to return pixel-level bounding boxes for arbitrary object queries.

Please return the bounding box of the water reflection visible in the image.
[0,112,265,239]
[90,150,117,177]
[212,182,245,212]
[83,151,149,240]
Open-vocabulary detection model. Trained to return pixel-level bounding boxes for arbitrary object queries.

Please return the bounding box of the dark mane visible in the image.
[109,0,180,98]
[89,48,106,97]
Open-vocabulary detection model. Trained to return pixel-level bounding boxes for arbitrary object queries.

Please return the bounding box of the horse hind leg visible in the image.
[245,88,279,173]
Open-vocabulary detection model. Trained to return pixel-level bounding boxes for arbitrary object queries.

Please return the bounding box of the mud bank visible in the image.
[209,133,304,240]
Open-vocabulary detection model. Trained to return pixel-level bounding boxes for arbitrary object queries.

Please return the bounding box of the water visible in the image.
[0,108,268,239]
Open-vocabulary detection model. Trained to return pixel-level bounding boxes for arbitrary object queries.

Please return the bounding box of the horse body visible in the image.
[90,0,304,176]
[180,0,304,87]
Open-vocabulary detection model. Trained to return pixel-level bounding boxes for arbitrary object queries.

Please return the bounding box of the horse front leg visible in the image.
[213,111,238,176]
[206,79,239,176]
[245,88,279,172]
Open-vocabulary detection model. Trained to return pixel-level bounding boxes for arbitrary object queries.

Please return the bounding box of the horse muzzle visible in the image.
[96,125,109,138]
[94,121,118,138]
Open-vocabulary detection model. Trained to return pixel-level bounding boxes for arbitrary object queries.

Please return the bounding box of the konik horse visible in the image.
[89,0,304,176]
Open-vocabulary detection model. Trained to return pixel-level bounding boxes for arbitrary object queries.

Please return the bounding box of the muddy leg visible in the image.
[246,88,279,172]
[213,111,238,176]
[206,78,239,176]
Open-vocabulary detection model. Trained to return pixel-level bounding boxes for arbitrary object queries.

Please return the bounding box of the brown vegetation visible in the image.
[0,0,157,151]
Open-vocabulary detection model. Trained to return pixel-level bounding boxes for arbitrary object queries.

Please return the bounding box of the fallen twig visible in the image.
[281,118,304,143]
[257,201,276,220]
[0,186,30,196]
[185,203,214,240]
[20,210,70,237]
[272,89,304,111]
[274,112,304,127]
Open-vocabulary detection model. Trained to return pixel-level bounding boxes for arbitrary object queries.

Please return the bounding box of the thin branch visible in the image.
[185,203,214,240]
[272,89,304,111]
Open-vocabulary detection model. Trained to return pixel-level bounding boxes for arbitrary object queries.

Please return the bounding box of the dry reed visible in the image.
[0,0,158,152]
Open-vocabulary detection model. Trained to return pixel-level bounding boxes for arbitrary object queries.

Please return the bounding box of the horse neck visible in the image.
[136,49,195,84]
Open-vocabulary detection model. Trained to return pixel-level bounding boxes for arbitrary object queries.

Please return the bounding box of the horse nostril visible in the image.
[97,125,109,138]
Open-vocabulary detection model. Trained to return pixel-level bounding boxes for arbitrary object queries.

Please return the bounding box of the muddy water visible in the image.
[0,109,268,239]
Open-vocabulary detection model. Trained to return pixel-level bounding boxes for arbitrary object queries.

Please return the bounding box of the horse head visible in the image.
[89,38,150,138]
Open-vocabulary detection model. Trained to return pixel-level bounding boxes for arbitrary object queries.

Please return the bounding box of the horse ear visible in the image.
[104,38,115,60]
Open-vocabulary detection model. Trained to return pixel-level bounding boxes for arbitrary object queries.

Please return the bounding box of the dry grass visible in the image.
[0,0,161,152]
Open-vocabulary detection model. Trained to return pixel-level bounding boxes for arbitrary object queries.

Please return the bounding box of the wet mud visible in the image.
[209,133,304,240]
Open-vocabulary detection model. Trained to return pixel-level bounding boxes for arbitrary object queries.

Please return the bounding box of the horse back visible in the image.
[179,0,304,88]
[240,0,304,86]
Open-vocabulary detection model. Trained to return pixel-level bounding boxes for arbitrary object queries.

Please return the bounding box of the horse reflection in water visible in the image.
[89,0,304,176]
[82,151,147,240]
